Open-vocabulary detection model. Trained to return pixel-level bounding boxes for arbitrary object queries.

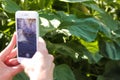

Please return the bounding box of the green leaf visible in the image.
[39,12,61,36]
[99,23,112,38]
[112,28,120,38]
[13,72,29,80]
[106,42,116,59]
[54,64,76,80]
[66,40,103,63]
[1,0,21,13]
[97,61,120,80]
[105,41,120,60]
[99,40,120,60]
[83,2,104,13]
[80,39,99,54]
[97,76,106,80]
[55,11,77,25]
[47,39,102,63]
[60,0,93,3]
[68,18,100,42]
[81,46,102,63]
[47,41,80,61]
[98,13,118,31]
[80,39,103,63]
[83,2,118,31]
[0,12,8,20]
[7,21,15,26]
[56,44,79,60]
[114,38,120,47]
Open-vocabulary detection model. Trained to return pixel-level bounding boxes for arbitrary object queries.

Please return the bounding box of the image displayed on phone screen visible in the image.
[17,18,36,58]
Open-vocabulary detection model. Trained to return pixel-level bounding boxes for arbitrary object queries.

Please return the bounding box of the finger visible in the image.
[48,54,54,62]
[50,63,55,79]
[38,37,46,48]
[32,51,44,60]
[5,58,19,67]
[38,37,48,55]
[45,54,54,69]
[10,64,23,76]
[0,32,16,61]
[8,48,17,58]
[4,48,17,62]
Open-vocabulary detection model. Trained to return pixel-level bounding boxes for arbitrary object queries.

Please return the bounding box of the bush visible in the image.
[0,0,120,80]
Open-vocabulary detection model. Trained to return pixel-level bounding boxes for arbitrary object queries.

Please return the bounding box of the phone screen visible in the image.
[17,18,37,58]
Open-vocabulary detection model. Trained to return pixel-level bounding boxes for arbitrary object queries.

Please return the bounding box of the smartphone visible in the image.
[15,11,39,63]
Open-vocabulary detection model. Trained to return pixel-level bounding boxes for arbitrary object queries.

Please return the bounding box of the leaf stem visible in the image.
[67,2,70,14]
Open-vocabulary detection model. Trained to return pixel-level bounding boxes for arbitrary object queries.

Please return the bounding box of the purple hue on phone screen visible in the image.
[17,18,36,58]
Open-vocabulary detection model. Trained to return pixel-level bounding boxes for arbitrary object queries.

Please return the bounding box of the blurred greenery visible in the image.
[0,0,120,80]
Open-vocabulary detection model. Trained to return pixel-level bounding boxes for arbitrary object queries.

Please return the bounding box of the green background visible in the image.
[0,0,120,80]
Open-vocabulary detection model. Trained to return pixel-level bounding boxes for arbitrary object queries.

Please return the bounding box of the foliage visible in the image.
[0,0,120,80]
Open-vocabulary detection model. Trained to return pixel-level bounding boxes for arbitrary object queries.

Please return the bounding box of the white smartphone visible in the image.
[15,11,39,63]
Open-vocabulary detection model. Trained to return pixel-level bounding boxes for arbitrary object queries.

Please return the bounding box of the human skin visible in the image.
[0,33,23,80]
[21,37,55,80]
[0,33,54,80]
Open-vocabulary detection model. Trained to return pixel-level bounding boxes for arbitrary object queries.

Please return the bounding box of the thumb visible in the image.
[10,65,23,76]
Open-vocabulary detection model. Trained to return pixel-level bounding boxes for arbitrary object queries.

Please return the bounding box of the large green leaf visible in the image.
[55,11,78,26]
[47,41,82,61]
[54,64,76,80]
[105,42,116,59]
[99,38,120,60]
[99,23,112,38]
[80,45,102,63]
[68,18,100,42]
[55,12,101,42]
[80,39,99,54]
[1,0,21,13]
[80,39,103,63]
[98,13,118,31]
[66,39,103,63]
[105,41,120,60]
[47,39,102,63]
[83,2,118,31]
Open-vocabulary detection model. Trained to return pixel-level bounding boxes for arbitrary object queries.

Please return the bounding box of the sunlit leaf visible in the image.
[7,21,15,26]
[80,39,99,54]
